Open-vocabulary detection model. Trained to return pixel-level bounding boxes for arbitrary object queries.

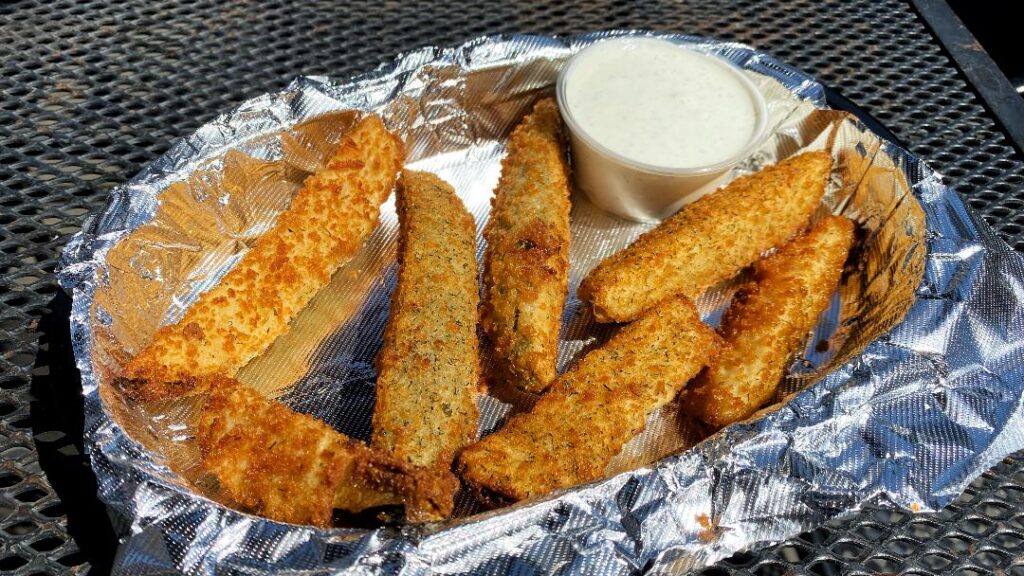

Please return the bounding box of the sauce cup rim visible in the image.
[556,37,769,177]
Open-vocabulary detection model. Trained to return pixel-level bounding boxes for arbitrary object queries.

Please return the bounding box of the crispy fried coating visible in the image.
[124,115,403,396]
[481,98,572,393]
[371,171,480,512]
[457,297,721,501]
[578,151,832,323]
[681,215,855,428]
[196,377,457,527]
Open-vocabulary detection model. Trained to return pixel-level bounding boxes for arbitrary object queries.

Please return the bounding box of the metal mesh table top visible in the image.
[2,1,1023,574]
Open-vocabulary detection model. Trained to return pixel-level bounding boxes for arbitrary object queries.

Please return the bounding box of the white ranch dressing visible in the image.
[563,39,759,170]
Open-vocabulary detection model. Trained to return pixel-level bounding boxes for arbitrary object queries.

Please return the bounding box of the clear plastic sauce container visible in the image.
[557,37,768,222]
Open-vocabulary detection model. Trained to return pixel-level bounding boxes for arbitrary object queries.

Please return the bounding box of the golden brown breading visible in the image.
[457,297,721,501]
[196,377,458,526]
[123,115,403,396]
[578,151,832,323]
[481,98,572,393]
[681,215,855,428]
[371,171,480,512]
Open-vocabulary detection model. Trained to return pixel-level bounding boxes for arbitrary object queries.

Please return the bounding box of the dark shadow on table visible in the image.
[30,292,117,575]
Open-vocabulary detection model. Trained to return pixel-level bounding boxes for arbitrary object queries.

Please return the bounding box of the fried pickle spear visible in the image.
[123,115,403,397]
[681,215,855,428]
[372,171,480,512]
[457,297,721,502]
[578,151,832,323]
[196,377,458,527]
[481,98,572,393]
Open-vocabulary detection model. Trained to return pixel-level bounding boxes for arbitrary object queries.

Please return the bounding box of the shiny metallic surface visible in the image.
[53,32,1024,574]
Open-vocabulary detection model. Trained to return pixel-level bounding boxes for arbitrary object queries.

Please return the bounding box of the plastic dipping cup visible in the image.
[557,37,768,222]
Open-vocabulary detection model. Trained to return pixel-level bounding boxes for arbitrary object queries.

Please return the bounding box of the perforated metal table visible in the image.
[2,1,1023,574]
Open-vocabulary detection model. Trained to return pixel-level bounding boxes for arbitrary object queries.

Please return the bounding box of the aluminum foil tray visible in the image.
[57,32,1024,574]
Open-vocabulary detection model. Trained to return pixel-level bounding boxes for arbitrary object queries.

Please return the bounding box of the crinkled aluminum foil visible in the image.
[58,32,1024,574]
